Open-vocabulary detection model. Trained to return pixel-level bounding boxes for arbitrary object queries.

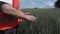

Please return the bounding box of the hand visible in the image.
[25,15,37,22]
[25,12,31,15]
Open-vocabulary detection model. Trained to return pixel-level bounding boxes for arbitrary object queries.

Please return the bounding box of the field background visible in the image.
[18,8,60,34]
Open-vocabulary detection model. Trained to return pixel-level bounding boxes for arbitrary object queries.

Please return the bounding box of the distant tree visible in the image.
[54,0,60,8]
[35,7,38,9]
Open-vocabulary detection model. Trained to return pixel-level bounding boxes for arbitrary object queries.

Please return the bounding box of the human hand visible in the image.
[25,12,31,15]
[25,15,37,22]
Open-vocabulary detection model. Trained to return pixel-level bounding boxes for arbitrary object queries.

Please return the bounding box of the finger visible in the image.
[32,16,37,20]
[31,20,36,22]
[31,18,37,22]
[32,17,37,20]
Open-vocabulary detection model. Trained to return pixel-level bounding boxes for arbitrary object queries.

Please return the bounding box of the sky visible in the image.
[0,0,57,9]
[20,0,57,9]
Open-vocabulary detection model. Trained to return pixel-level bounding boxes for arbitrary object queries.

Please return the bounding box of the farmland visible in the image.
[18,8,60,34]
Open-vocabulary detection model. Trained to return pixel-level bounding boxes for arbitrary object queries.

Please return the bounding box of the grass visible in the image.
[18,8,60,34]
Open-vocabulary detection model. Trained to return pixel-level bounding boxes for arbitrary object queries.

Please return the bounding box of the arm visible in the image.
[2,4,26,18]
[2,4,36,22]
